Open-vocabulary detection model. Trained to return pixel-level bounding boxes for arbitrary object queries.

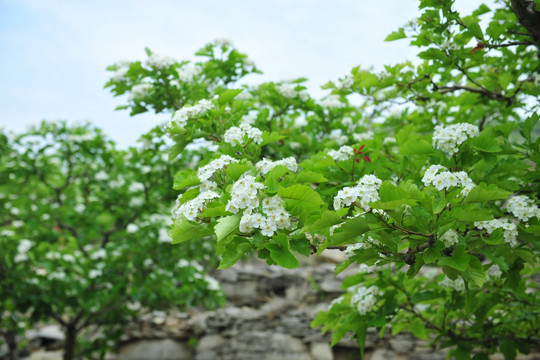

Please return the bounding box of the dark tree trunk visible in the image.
[3,330,19,360]
[510,0,540,56]
[63,325,77,360]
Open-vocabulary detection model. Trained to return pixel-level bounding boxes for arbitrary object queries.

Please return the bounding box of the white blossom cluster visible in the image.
[177,64,202,83]
[223,124,263,146]
[173,191,220,221]
[333,175,382,211]
[353,131,374,142]
[168,99,215,129]
[128,84,153,101]
[432,123,479,156]
[113,66,129,81]
[225,175,265,214]
[197,155,238,182]
[328,145,354,161]
[440,276,465,292]
[421,165,475,196]
[277,83,309,101]
[226,175,291,237]
[475,219,518,247]
[321,95,344,108]
[506,195,540,222]
[146,53,175,69]
[327,129,348,145]
[440,229,459,248]
[337,74,354,89]
[487,265,502,280]
[14,239,33,263]
[350,285,380,315]
[255,157,298,175]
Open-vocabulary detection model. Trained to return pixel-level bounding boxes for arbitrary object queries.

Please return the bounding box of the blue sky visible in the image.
[0,0,485,148]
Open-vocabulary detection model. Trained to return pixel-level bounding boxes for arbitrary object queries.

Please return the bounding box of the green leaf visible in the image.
[217,237,252,269]
[399,136,434,155]
[225,160,254,181]
[438,246,470,272]
[472,4,491,16]
[424,247,439,263]
[266,233,300,269]
[410,318,429,340]
[464,183,512,203]
[520,113,539,143]
[462,16,484,39]
[465,256,486,287]
[289,170,328,184]
[261,131,285,146]
[171,216,213,244]
[469,134,502,153]
[385,28,407,41]
[214,214,241,241]
[278,184,324,222]
[451,205,493,222]
[173,168,200,190]
[217,89,243,105]
[442,265,460,280]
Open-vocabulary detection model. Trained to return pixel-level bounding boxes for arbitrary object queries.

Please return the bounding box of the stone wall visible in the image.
[16,256,540,360]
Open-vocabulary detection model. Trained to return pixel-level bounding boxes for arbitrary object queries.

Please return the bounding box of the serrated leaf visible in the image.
[464,183,511,203]
[385,28,407,41]
[171,216,213,244]
[266,233,300,269]
[214,214,241,241]
[289,170,328,184]
[217,237,252,269]
[278,184,324,222]
[173,168,200,190]
[438,246,470,272]
[451,205,493,222]
[217,89,243,105]
[261,131,285,146]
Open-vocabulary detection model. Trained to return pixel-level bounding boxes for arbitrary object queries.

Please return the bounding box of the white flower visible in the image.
[350,286,379,315]
[177,63,202,82]
[14,253,28,263]
[440,229,459,248]
[328,145,354,162]
[432,123,479,157]
[255,157,297,175]
[506,195,540,222]
[333,174,382,211]
[475,219,518,247]
[128,182,145,192]
[89,269,102,279]
[17,239,33,254]
[173,191,220,221]
[440,276,465,292]
[197,155,238,182]
[62,254,75,263]
[91,248,107,260]
[167,98,215,130]
[126,224,139,233]
[321,95,344,108]
[204,276,221,291]
[422,165,475,196]
[146,53,175,69]
[128,84,153,101]
[223,124,263,146]
[95,171,109,181]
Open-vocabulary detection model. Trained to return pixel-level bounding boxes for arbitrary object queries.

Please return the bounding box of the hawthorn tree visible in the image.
[106,1,540,358]
[0,121,223,360]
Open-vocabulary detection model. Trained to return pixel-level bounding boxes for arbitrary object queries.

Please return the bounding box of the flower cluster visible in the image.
[223,124,263,146]
[333,175,382,211]
[440,229,459,248]
[506,195,540,222]
[475,219,518,247]
[422,165,475,196]
[350,285,380,315]
[146,53,175,69]
[197,155,238,182]
[321,95,344,108]
[440,276,465,292]
[328,145,354,161]
[277,83,309,101]
[239,196,291,237]
[168,99,214,129]
[225,175,291,237]
[128,84,153,101]
[255,157,298,175]
[173,191,220,221]
[432,123,479,156]
[226,175,265,214]
[14,239,33,263]
[177,64,202,83]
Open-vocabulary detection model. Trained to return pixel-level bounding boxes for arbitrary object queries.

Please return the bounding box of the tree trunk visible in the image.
[63,325,77,360]
[4,330,19,360]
